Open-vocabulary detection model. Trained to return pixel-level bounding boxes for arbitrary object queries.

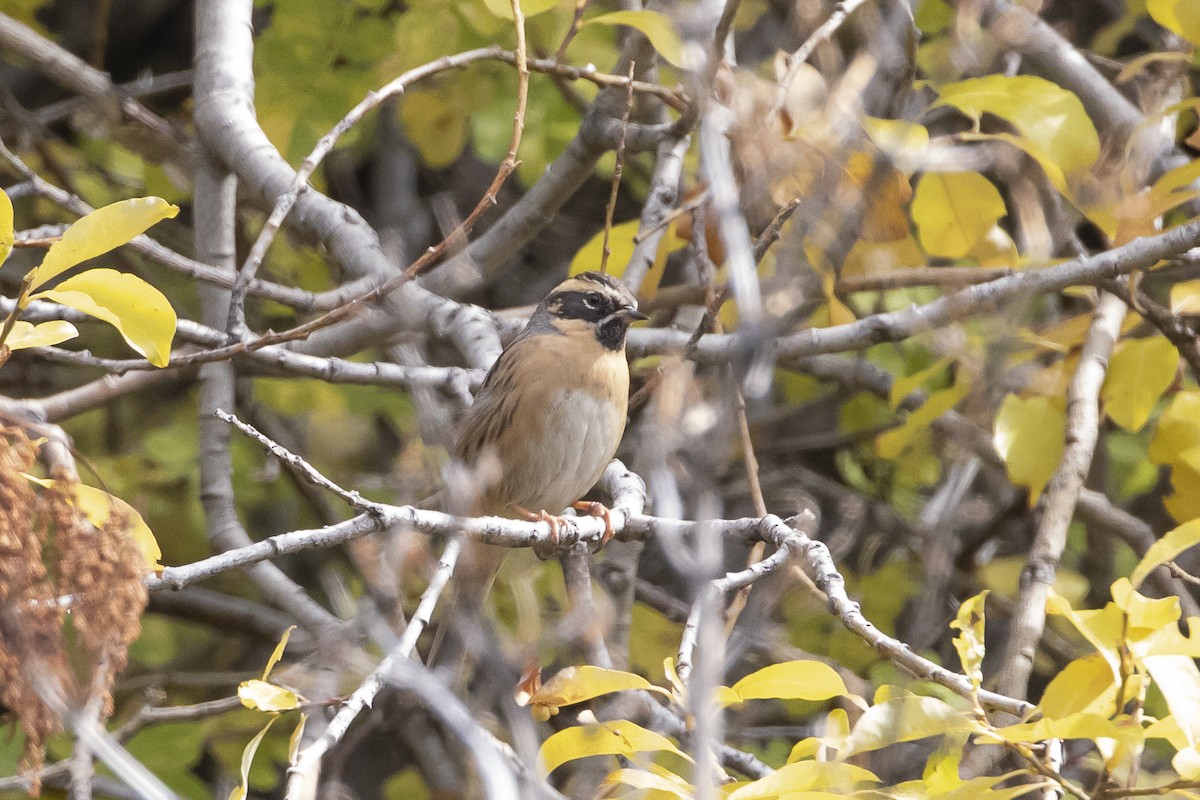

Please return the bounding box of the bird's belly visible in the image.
[509,389,624,513]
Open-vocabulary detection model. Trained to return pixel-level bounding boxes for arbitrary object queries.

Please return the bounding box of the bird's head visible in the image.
[535,271,647,350]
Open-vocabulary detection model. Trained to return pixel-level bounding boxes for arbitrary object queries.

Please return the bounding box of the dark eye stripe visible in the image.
[549,290,618,322]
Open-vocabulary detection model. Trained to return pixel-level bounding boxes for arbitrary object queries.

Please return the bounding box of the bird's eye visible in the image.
[582,292,601,309]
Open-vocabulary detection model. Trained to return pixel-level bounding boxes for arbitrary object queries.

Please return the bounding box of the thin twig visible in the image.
[600,62,636,274]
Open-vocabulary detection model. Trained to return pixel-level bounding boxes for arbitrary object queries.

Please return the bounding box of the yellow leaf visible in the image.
[227,716,278,800]
[4,320,79,350]
[399,90,469,169]
[1145,654,1200,747]
[1102,336,1178,431]
[23,475,163,570]
[1171,279,1200,315]
[964,131,1069,195]
[950,590,988,693]
[1148,0,1200,44]
[877,377,969,460]
[1175,745,1200,780]
[1130,519,1200,590]
[238,679,301,712]
[912,172,1007,259]
[935,75,1100,179]
[1111,578,1181,634]
[978,556,1088,605]
[479,0,560,20]
[717,660,850,706]
[584,11,684,68]
[570,219,642,283]
[1149,391,1200,465]
[603,767,691,798]
[863,117,929,174]
[727,761,879,800]
[287,715,306,763]
[530,665,670,711]
[28,268,176,367]
[985,712,1132,746]
[537,720,689,778]
[820,270,856,326]
[0,187,12,267]
[1040,653,1118,720]
[262,625,296,681]
[1045,590,1124,675]
[889,357,952,409]
[31,197,178,291]
[842,696,972,756]
[1165,455,1200,523]
[993,394,1066,504]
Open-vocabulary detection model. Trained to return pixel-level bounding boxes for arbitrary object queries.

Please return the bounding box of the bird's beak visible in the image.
[618,305,649,322]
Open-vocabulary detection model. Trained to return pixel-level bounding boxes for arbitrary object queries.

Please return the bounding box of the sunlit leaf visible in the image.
[584,11,684,67]
[227,716,278,800]
[935,75,1100,180]
[529,665,670,713]
[262,625,296,681]
[1148,0,1200,44]
[716,660,850,707]
[726,760,879,800]
[1130,519,1200,590]
[603,767,691,798]
[4,320,79,350]
[912,172,1006,259]
[1145,654,1200,750]
[0,186,12,267]
[1040,653,1118,720]
[23,475,163,570]
[1045,590,1123,675]
[28,268,176,367]
[993,394,1066,504]
[1102,336,1178,432]
[950,591,988,694]
[31,197,178,290]
[537,720,689,777]
[238,679,301,712]
[842,695,973,756]
[983,712,1133,746]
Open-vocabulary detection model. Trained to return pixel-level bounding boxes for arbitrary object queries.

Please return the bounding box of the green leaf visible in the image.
[1148,0,1200,44]
[842,695,973,756]
[993,394,1066,504]
[227,716,278,800]
[28,268,176,367]
[1102,336,1178,432]
[0,186,12,267]
[717,660,850,706]
[479,0,561,20]
[537,720,690,777]
[399,90,470,169]
[4,320,78,350]
[950,590,988,694]
[935,75,1100,181]
[726,761,878,800]
[1130,519,1200,589]
[912,172,1006,258]
[584,10,685,68]
[31,197,178,290]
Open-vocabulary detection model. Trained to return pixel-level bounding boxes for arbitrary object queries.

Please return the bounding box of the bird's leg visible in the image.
[512,504,562,545]
[572,500,615,546]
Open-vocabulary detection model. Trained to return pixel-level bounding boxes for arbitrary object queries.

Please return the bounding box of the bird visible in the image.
[448,270,646,609]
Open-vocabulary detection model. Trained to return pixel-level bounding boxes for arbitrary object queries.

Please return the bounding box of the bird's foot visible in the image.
[572,500,615,546]
[513,505,564,546]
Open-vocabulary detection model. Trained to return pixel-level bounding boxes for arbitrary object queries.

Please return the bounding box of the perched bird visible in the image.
[450,271,646,604]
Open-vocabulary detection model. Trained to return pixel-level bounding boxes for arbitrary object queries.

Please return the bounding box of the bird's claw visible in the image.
[572,500,615,547]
